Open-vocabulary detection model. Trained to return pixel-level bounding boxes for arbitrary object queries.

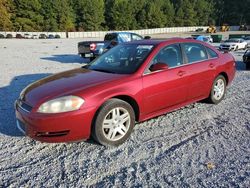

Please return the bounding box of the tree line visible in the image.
[0,0,249,32]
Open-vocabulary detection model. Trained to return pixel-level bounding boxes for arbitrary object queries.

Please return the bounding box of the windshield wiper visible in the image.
[90,68,116,74]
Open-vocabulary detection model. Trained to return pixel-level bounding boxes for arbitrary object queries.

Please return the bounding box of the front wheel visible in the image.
[92,99,135,147]
[207,75,227,104]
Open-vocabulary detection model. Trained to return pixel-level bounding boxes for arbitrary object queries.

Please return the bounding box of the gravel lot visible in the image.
[0,38,249,187]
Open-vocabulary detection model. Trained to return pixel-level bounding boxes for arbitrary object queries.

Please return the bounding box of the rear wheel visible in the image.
[207,75,226,104]
[92,99,135,147]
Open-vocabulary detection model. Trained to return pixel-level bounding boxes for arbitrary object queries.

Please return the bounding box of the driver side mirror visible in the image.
[111,40,118,46]
[149,62,169,72]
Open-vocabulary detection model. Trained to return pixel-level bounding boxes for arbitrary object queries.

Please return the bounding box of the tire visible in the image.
[246,63,250,70]
[207,75,227,104]
[92,99,135,147]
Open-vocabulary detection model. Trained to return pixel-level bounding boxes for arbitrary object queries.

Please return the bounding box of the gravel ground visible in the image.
[0,38,249,187]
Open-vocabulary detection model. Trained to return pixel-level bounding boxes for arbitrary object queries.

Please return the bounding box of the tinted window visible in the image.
[206,47,218,58]
[151,44,183,68]
[183,43,208,63]
[132,34,143,41]
[104,34,117,41]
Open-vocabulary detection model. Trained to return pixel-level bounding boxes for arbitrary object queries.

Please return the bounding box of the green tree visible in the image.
[75,0,105,31]
[13,0,43,31]
[54,0,75,31]
[0,0,13,31]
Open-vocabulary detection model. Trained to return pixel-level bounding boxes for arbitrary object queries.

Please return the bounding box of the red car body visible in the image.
[15,39,235,143]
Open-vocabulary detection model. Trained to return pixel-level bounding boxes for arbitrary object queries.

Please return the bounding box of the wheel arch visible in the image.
[110,95,140,122]
[91,95,140,132]
[217,72,229,85]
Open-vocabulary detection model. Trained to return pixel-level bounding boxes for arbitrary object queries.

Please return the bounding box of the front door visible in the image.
[142,44,189,115]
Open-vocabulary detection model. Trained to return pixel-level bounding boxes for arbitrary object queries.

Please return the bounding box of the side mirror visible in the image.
[149,63,169,72]
[144,36,151,39]
[111,40,118,46]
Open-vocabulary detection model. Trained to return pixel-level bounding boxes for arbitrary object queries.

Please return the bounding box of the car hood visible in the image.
[21,68,126,106]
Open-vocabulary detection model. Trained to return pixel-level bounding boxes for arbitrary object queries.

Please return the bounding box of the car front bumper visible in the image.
[15,100,96,143]
[219,46,236,51]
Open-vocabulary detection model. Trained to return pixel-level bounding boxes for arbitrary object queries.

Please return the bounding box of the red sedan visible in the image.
[15,39,235,146]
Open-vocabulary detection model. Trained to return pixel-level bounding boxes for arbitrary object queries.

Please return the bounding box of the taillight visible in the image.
[90,43,97,51]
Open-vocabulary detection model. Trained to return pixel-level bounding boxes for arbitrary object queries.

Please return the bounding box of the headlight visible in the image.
[37,96,84,113]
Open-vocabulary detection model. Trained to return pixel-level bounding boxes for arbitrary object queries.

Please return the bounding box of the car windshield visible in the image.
[225,39,239,43]
[86,44,154,74]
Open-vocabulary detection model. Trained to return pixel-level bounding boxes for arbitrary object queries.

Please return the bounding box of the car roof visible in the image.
[123,38,203,45]
[107,31,140,35]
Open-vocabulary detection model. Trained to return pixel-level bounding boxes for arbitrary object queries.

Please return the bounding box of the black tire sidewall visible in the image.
[209,75,227,104]
[92,99,135,147]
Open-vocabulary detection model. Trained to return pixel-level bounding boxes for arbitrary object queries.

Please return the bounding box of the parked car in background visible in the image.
[16,34,24,39]
[16,38,235,146]
[6,34,13,38]
[48,34,55,39]
[243,36,250,48]
[0,34,4,39]
[196,35,213,43]
[243,50,250,70]
[39,34,47,39]
[78,32,151,61]
[219,38,248,51]
[32,35,39,39]
[55,34,61,39]
[24,33,32,39]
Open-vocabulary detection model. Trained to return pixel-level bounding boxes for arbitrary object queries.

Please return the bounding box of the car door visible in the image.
[182,43,216,100]
[142,44,189,115]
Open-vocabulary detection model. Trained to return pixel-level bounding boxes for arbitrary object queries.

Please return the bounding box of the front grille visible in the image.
[36,130,70,137]
[17,100,33,112]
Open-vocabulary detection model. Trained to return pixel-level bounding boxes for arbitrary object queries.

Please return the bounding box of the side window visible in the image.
[206,47,218,58]
[183,43,208,63]
[151,44,183,68]
[118,33,131,42]
[132,34,143,41]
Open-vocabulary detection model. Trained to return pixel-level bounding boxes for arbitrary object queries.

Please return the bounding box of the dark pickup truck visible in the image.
[78,32,150,60]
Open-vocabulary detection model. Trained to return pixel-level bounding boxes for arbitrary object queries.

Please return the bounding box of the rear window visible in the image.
[183,43,208,63]
[104,34,117,41]
[206,47,218,58]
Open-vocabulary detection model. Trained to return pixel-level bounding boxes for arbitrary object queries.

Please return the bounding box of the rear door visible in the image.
[142,44,189,115]
[182,43,217,100]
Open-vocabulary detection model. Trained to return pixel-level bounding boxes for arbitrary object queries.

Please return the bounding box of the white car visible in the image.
[24,33,32,39]
[243,36,250,48]
[32,35,39,39]
[219,38,248,51]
